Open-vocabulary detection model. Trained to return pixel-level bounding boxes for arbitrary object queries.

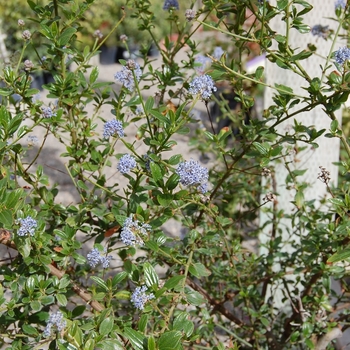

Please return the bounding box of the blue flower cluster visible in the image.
[43,311,66,337]
[103,120,124,138]
[335,0,346,9]
[176,159,209,193]
[41,106,56,118]
[117,154,136,174]
[311,25,330,40]
[163,0,179,10]
[185,9,196,21]
[114,60,142,92]
[131,285,155,310]
[194,55,212,74]
[188,75,217,100]
[17,216,37,236]
[87,247,112,268]
[334,47,350,66]
[135,105,144,115]
[120,216,152,246]
[213,46,224,60]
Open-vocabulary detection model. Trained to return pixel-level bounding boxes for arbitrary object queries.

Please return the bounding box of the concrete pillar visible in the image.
[260,0,342,301]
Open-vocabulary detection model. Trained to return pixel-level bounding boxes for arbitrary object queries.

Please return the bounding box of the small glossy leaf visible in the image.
[164,275,185,290]
[328,248,350,263]
[148,336,156,350]
[158,330,182,350]
[58,27,77,46]
[144,262,159,288]
[138,314,148,332]
[90,276,109,292]
[185,289,205,306]
[25,276,35,295]
[150,162,162,183]
[56,293,68,306]
[99,317,114,336]
[22,324,38,336]
[123,327,145,350]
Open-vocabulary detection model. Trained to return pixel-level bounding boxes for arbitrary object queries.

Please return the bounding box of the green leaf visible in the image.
[328,198,345,207]
[72,305,86,318]
[275,84,294,94]
[148,336,156,350]
[149,110,171,125]
[90,276,109,292]
[30,300,41,312]
[150,162,162,183]
[255,66,264,80]
[185,289,206,306]
[84,339,95,350]
[123,328,145,350]
[22,324,38,336]
[144,262,159,288]
[0,88,13,96]
[145,96,154,112]
[58,27,77,46]
[56,293,68,306]
[158,330,182,350]
[77,180,89,191]
[112,271,128,286]
[6,189,24,209]
[295,190,304,209]
[189,263,211,278]
[89,67,99,84]
[99,317,114,336]
[69,321,83,347]
[41,295,55,305]
[168,154,182,165]
[252,142,269,156]
[173,312,194,337]
[166,173,179,191]
[138,314,148,332]
[59,276,71,289]
[25,276,35,295]
[18,238,31,258]
[164,275,185,290]
[328,248,350,263]
[157,194,173,207]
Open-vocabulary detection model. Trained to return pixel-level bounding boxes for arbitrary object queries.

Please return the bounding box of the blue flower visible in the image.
[131,285,155,310]
[17,216,37,236]
[188,75,217,100]
[212,46,224,60]
[194,55,212,74]
[27,135,39,145]
[103,120,124,138]
[87,247,112,268]
[335,0,346,9]
[334,47,350,66]
[118,154,136,174]
[185,9,196,21]
[43,311,66,337]
[135,105,144,115]
[120,216,152,246]
[163,0,179,10]
[114,60,142,92]
[311,25,330,40]
[41,106,56,118]
[176,159,209,193]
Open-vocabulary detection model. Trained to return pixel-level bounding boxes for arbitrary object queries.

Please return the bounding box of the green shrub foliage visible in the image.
[1,0,350,349]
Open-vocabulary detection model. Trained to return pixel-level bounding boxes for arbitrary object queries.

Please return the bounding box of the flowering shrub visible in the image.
[2,0,350,349]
